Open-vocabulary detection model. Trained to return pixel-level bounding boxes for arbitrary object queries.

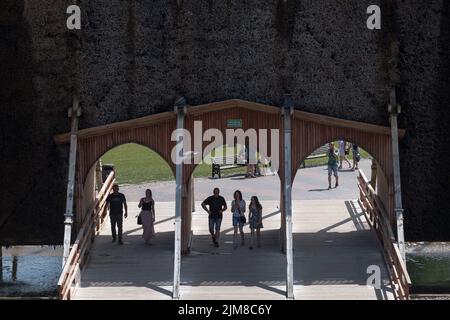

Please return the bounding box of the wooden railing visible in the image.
[357,170,412,300]
[57,171,116,300]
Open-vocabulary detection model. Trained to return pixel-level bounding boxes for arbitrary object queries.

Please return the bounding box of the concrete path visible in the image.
[121,159,372,202]
[73,197,393,300]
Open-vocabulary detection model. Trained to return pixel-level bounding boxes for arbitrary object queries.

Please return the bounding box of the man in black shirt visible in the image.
[201,187,227,247]
[106,184,128,245]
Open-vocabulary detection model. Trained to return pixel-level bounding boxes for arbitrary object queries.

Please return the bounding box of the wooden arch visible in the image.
[54,99,405,254]
[291,110,403,225]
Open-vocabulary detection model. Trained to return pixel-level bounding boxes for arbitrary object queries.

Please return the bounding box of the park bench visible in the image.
[211,155,246,178]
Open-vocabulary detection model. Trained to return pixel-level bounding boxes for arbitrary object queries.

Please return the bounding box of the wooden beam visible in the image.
[54,111,175,144]
[54,99,405,145]
[389,88,406,262]
[63,95,80,267]
[187,99,281,116]
[294,109,406,138]
[283,96,294,299]
[173,97,186,300]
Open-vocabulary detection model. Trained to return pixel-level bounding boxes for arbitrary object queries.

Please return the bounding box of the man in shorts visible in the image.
[201,187,227,247]
[327,143,339,189]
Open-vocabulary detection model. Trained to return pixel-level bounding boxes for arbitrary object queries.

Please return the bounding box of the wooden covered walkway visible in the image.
[73,200,393,300]
[56,97,409,300]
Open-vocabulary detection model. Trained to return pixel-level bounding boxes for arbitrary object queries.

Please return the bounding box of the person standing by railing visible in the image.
[352,143,361,171]
[106,184,128,245]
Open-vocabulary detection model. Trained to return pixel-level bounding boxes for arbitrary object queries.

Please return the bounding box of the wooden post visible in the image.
[95,160,103,191]
[12,255,18,282]
[283,95,294,299]
[63,96,81,267]
[370,159,377,190]
[191,175,195,213]
[389,88,406,262]
[173,97,186,299]
[0,246,2,282]
[279,183,286,253]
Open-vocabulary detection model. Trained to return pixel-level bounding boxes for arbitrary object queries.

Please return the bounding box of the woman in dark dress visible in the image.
[138,189,155,245]
[248,196,263,250]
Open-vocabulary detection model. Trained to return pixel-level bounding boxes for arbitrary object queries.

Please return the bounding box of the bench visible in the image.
[211,155,246,178]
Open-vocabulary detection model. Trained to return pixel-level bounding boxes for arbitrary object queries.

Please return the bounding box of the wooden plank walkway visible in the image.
[73,200,393,300]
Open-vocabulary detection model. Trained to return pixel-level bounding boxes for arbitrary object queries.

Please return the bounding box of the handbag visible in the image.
[236,204,246,224]
[137,215,142,225]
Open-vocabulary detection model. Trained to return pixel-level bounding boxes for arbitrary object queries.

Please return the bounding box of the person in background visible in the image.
[327,143,339,189]
[138,189,155,245]
[201,188,227,247]
[352,143,361,171]
[248,196,263,250]
[231,190,246,249]
[106,184,128,245]
[245,144,257,178]
[338,140,352,169]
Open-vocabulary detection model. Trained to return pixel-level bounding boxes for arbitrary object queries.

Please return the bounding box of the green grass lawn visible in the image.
[101,144,174,184]
[101,142,370,184]
[101,143,246,184]
[303,143,370,168]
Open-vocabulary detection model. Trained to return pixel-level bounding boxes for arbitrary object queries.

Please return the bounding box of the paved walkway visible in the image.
[74,197,393,300]
[121,159,372,202]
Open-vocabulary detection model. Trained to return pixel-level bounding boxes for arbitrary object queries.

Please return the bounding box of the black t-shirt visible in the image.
[202,195,227,219]
[107,193,126,215]
[142,200,153,211]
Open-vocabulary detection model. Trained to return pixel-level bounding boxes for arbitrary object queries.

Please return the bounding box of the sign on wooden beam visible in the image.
[226,119,242,128]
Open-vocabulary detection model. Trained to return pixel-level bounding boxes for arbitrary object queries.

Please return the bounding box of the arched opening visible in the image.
[291,140,394,299]
[182,142,285,296]
[75,142,176,298]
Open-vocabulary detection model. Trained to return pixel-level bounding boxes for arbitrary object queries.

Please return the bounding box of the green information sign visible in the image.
[227,119,242,128]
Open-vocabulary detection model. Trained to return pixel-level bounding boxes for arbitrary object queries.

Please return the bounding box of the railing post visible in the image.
[63,95,81,267]
[370,159,378,190]
[0,246,2,282]
[95,159,103,191]
[388,88,406,262]
[173,97,187,299]
[282,95,294,299]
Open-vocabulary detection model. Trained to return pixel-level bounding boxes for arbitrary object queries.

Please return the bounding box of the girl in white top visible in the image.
[231,190,246,249]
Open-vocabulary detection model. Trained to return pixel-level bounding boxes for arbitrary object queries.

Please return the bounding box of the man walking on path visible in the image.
[327,143,339,189]
[106,184,128,245]
[202,187,227,247]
